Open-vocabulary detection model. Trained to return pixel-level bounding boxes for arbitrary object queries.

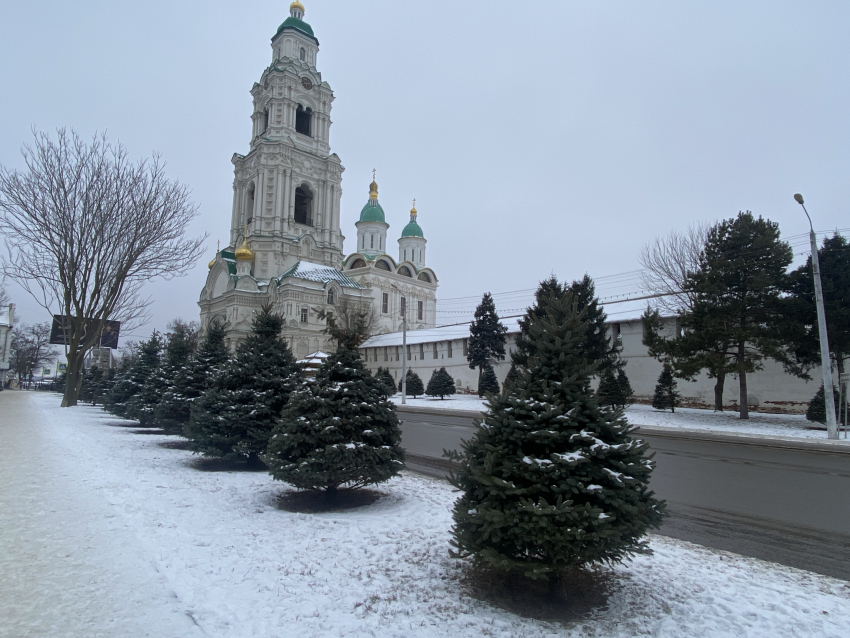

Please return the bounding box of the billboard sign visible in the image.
[50,316,120,349]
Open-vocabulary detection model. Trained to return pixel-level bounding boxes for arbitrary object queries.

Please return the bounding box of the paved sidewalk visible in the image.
[0,391,200,638]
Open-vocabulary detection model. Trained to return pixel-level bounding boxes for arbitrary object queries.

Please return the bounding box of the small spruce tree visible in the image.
[806,384,841,424]
[617,369,634,408]
[78,366,102,404]
[652,365,681,413]
[398,369,425,398]
[135,321,197,427]
[478,363,500,396]
[377,367,397,396]
[157,321,229,432]
[467,292,508,396]
[426,367,456,399]
[107,332,163,423]
[449,293,665,580]
[186,306,300,465]
[267,314,404,494]
[596,368,620,408]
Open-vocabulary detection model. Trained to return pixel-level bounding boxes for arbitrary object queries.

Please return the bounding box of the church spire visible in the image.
[369,169,379,201]
[290,1,305,20]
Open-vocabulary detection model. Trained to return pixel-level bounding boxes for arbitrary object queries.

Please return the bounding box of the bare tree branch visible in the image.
[0,129,206,405]
[638,221,712,314]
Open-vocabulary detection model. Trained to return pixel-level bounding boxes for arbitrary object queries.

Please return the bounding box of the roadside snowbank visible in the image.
[3,391,848,637]
[392,395,848,441]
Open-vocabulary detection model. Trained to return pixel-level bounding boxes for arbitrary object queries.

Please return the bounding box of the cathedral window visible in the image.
[418,272,431,283]
[263,108,269,133]
[300,307,308,323]
[418,301,423,320]
[403,249,407,261]
[376,260,391,271]
[447,341,453,358]
[300,47,306,61]
[327,289,335,305]
[370,235,374,249]
[382,292,389,313]
[398,266,413,277]
[349,258,366,269]
[295,104,312,136]
[294,185,313,225]
[246,182,255,226]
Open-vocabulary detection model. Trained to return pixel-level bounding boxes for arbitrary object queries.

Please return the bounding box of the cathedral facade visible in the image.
[198,2,438,357]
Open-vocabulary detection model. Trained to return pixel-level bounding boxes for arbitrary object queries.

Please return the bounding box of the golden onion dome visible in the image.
[290,1,305,13]
[235,237,254,261]
[369,179,378,200]
[208,256,216,269]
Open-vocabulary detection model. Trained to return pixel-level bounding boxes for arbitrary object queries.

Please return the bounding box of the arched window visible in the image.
[300,47,306,61]
[294,185,313,225]
[418,272,431,283]
[246,182,255,226]
[376,260,391,271]
[327,289,335,305]
[263,108,269,133]
[398,266,413,277]
[403,249,407,261]
[349,258,367,269]
[296,104,312,136]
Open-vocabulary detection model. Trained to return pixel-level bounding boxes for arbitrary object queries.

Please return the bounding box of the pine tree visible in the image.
[596,368,620,408]
[378,367,397,396]
[78,366,104,405]
[617,369,634,408]
[652,365,681,413]
[157,321,229,432]
[105,332,163,423]
[806,384,841,424]
[186,306,300,465]
[426,367,456,399]
[478,363,500,396]
[398,369,425,398]
[449,292,665,580]
[123,332,165,426]
[267,315,404,494]
[467,292,508,396]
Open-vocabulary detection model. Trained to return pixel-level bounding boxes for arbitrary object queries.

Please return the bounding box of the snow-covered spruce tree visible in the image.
[427,367,456,399]
[652,365,681,413]
[157,321,229,432]
[105,332,163,422]
[478,363,500,396]
[376,367,397,397]
[186,306,300,465]
[468,292,508,396]
[124,332,166,425]
[398,369,425,398]
[806,384,841,424]
[77,366,102,404]
[449,293,665,580]
[617,369,634,408]
[267,310,404,494]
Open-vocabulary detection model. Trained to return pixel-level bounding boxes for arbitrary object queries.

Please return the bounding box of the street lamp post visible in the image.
[391,284,408,405]
[794,194,838,439]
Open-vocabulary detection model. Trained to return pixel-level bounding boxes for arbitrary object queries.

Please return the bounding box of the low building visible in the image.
[360,313,824,412]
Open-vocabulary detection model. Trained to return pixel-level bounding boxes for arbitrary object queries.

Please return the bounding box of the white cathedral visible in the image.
[199,2,438,357]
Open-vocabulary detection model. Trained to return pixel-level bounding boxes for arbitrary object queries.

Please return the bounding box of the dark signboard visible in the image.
[50,316,121,349]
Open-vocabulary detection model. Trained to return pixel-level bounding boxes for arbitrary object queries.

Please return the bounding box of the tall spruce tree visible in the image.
[510,275,621,383]
[426,367,456,399]
[157,321,229,431]
[683,211,804,419]
[449,292,665,580]
[652,365,681,413]
[186,306,300,465]
[267,313,404,494]
[106,332,163,423]
[467,292,508,395]
[398,369,425,398]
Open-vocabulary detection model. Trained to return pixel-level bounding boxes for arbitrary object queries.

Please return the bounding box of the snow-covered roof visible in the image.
[274,262,365,289]
[297,351,330,365]
[361,317,522,349]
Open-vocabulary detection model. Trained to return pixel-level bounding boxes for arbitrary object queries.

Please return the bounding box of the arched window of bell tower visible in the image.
[294,184,314,226]
[295,104,312,137]
[263,108,269,133]
[246,182,256,226]
[300,47,306,61]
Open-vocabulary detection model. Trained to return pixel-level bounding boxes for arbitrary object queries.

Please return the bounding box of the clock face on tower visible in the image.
[301,77,313,91]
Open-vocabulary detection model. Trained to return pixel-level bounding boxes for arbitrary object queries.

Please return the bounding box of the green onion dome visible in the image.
[401,204,424,238]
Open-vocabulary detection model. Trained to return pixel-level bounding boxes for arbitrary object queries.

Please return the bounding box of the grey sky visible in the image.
[2,1,848,339]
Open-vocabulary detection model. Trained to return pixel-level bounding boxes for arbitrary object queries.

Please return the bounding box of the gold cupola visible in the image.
[235,236,254,261]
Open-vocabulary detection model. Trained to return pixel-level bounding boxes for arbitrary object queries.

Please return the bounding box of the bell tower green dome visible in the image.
[401,203,424,237]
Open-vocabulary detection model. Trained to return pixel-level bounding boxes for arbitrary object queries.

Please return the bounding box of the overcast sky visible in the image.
[2,0,849,339]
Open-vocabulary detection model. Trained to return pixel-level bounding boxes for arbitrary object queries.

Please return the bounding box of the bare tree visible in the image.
[9,322,58,382]
[315,294,380,349]
[638,222,712,314]
[0,129,205,406]
[0,280,8,309]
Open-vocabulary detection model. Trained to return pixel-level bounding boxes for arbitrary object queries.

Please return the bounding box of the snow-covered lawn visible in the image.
[393,395,850,441]
[3,391,849,637]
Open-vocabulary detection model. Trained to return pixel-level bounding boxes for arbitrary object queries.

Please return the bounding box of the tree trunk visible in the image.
[61,350,84,407]
[738,340,749,420]
[713,373,726,412]
[477,365,483,397]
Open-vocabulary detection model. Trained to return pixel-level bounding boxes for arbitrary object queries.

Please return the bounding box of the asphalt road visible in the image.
[397,404,850,582]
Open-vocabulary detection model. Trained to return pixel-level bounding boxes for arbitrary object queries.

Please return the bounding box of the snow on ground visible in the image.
[392,395,850,441]
[3,390,850,638]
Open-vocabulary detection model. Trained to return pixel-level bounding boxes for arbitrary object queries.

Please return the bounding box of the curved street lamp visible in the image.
[794,194,838,439]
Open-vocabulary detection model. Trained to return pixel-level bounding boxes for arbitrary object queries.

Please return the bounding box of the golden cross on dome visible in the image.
[372,168,376,181]
[413,198,416,208]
